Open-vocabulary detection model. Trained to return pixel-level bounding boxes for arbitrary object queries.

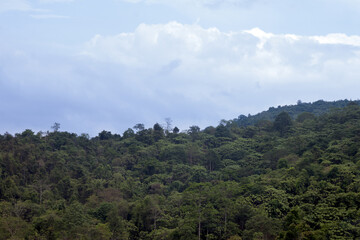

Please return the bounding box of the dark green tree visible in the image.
[273,112,292,135]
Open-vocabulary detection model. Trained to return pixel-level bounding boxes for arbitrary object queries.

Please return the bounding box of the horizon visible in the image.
[1,0,360,136]
[2,98,358,137]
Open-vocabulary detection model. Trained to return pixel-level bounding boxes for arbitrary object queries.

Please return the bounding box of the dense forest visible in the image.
[1,100,360,239]
[235,99,360,127]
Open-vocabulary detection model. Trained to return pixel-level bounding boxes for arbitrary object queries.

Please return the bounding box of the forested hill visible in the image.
[234,99,360,127]
[1,102,360,239]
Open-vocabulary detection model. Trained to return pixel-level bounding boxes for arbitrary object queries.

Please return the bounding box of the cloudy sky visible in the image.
[1,0,360,136]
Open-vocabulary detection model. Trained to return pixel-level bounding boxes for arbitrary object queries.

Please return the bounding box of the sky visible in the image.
[1,0,360,136]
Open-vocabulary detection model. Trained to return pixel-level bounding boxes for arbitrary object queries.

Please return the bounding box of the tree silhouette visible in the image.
[51,122,60,132]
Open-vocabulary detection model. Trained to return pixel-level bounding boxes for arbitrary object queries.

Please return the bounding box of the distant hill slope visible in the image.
[234,99,360,127]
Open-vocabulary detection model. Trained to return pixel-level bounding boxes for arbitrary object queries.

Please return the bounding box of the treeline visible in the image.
[234,99,360,127]
[1,102,360,239]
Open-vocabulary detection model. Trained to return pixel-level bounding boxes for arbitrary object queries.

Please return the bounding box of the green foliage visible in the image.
[273,111,293,135]
[0,101,360,239]
[235,99,359,127]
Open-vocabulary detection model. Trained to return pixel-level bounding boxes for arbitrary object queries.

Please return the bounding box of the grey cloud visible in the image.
[2,23,360,136]
[80,22,360,119]
[158,59,182,75]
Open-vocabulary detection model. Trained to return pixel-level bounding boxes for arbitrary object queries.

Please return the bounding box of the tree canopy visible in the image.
[1,101,360,239]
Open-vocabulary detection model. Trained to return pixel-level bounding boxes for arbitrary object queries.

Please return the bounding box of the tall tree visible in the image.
[273,112,292,135]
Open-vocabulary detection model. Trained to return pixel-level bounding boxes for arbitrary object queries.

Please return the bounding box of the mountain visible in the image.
[1,101,360,239]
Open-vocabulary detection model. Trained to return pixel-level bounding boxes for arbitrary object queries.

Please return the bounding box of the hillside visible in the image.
[1,101,360,239]
[235,99,360,127]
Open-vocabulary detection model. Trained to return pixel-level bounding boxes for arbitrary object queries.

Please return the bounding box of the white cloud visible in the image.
[311,33,360,47]
[2,21,360,135]
[81,22,360,108]
[82,22,217,66]
[82,22,360,84]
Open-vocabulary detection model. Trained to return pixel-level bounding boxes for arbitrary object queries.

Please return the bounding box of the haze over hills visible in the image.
[0,100,360,239]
